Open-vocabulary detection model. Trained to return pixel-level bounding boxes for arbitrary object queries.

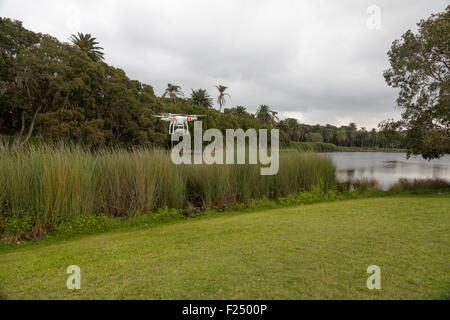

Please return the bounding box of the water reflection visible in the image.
[323,152,450,190]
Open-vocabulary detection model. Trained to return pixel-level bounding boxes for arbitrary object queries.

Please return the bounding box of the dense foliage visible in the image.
[0,18,169,149]
[277,119,407,149]
[383,6,449,159]
[69,32,105,62]
[1,17,409,150]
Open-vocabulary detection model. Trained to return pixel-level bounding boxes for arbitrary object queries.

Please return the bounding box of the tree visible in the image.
[1,18,275,150]
[162,83,184,103]
[347,122,357,147]
[256,105,272,125]
[191,89,213,108]
[279,118,302,141]
[378,120,404,149]
[215,85,230,112]
[69,32,104,62]
[369,129,378,148]
[305,132,324,143]
[234,106,247,115]
[269,110,279,126]
[225,106,248,116]
[324,124,336,143]
[383,6,449,159]
[358,127,368,148]
[1,18,165,149]
[336,130,348,146]
[0,19,70,150]
[254,105,278,126]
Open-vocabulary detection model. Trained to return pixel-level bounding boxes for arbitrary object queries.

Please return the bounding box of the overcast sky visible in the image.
[1,0,448,128]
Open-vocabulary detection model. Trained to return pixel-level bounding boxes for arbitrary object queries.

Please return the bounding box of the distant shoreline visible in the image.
[336,146,406,153]
[285,142,406,153]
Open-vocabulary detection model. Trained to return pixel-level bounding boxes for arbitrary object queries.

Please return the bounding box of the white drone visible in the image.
[154,113,205,136]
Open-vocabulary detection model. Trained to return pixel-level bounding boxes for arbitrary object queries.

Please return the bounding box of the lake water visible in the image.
[323,152,450,190]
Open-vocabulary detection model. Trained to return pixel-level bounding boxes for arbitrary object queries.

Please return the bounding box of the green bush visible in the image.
[53,215,115,237]
[2,215,35,234]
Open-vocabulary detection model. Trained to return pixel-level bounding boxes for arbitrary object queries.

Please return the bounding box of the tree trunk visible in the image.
[19,106,41,148]
[12,106,42,151]
[11,110,26,151]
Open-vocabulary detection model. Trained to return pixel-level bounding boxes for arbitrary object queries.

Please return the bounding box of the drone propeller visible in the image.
[154,114,206,121]
[153,113,181,118]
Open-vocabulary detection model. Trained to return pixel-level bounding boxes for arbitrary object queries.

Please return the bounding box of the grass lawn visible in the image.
[0,195,449,300]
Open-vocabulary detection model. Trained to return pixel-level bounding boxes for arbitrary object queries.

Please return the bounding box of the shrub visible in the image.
[389,178,450,193]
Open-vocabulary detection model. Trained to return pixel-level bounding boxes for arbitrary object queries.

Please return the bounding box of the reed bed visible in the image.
[389,178,450,192]
[0,145,335,239]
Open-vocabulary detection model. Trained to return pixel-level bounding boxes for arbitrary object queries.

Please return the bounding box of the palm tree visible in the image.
[359,127,368,147]
[256,105,274,125]
[336,130,348,146]
[269,110,279,126]
[348,122,357,147]
[162,83,184,103]
[215,85,231,112]
[191,89,213,108]
[297,124,308,142]
[370,128,378,148]
[70,33,104,61]
[285,118,300,141]
[324,124,335,143]
[234,106,247,115]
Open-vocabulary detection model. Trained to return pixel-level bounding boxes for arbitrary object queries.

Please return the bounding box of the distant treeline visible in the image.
[0,18,405,150]
[277,119,407,149]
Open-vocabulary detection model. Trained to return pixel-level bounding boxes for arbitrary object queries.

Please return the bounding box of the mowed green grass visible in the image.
[0,195,449,300]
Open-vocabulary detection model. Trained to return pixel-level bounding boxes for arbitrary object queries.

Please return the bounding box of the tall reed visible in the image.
[0,145,335,238]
